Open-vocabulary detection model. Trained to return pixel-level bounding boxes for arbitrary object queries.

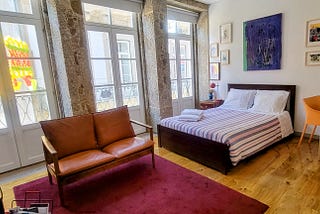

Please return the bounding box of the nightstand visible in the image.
[199,99,224,110]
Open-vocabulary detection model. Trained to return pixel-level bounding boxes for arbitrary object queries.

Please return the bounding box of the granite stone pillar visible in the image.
[44,0,95,117]
[197,11,210,102]
[142,0,173,130]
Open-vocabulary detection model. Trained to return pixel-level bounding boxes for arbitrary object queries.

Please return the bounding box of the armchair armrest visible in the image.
[41,136,61,174]
[130,120,153,141]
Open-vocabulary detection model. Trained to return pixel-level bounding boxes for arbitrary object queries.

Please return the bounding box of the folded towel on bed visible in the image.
[178,114,203,122]
[181,109,204,116]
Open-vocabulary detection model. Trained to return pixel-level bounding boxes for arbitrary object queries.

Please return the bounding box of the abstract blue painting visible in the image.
[243,13,282,71]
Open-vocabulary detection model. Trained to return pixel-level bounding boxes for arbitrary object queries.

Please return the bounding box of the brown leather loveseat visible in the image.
[40,106,154,206]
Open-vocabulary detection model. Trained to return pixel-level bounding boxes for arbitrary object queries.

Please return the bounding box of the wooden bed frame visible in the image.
[158,84,296,174]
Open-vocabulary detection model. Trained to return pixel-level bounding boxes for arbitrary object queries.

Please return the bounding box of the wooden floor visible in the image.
[1,136,319,213]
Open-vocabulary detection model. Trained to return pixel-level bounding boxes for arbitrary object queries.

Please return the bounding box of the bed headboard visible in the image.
[228,83,296,127]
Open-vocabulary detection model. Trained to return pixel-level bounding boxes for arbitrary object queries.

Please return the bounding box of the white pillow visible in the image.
[220,89,257,110]
[249,90,289,114]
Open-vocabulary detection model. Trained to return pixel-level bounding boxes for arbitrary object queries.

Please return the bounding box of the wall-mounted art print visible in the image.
[220,49,230,65]
[210,42,219,58]
[243,13,282,71]
[305,51,320,66]
[209,62,220,80]
[220,23,232,44]
[306,19,320,47]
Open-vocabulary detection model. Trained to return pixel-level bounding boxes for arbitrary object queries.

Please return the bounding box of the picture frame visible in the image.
[305,51,320,66]
[219,23,232,44]
[306,19,320,47]
[220,49,230,65]
[243,14,282,71]
[209,62,220,80]
[210,42,219,58]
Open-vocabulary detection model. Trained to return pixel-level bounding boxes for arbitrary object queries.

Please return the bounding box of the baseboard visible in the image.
[294,131,320,140]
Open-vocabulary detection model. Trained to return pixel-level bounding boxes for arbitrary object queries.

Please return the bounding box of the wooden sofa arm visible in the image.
[130,120,153,140]
[41,136,61,174]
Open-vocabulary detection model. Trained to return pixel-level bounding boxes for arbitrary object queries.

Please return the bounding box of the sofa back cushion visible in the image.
[93,106,135,148]
[40,114,97,159]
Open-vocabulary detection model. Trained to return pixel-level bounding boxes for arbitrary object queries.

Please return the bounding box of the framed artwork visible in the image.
[210,42,219,58]
[220,50,229,65]
[306,19,320,47]
[305,51,320,66]
[209,62,220,80]
[219,23,232,44]
[243,13,282,71]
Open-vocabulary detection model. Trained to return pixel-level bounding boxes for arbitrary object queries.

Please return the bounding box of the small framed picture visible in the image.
[306,19,320,47]
[220,50,230,65]
[220,23,232,44]
[210,43,219,58]
[209,62,220,80]
[305,51,320,66]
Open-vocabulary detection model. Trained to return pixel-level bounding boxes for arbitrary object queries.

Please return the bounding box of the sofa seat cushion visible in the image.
[102,137,154,158]
[50,150,115,176]
[40,114,97,159]
[93,106,135,148]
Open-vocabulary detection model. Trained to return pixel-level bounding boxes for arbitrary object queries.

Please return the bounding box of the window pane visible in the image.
[180,60,192,78]
[116,34,135,58]
[15,91,51,125]
[168,39,176,59]
[119,60,137,83]
[169,60,177,79]
[95,86,116,111]
[180,40,191,59]
[0,0,32,14]
[0,98,7,129]
[122,84,139,107]
[83,3,110,25]
[87,31,111,58]
[171,80,178,99]
[177,21,191,35]
[111,8,133,28]
[8,59,46,92]
[181,79,192,98]
[2,22,40,57]
[168,20,176,33]
[91,60,113,85]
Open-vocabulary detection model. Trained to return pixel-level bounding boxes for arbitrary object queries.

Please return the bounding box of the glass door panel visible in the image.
[168,20,194,115]
[87,30,116,111]
[0,0,33,14]
[2,22,51,125]
[0,4,57,172]
[0,98,7,129]
[116,33,139,107]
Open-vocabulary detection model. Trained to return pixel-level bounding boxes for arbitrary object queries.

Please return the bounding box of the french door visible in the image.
[0,3,57,173]
[86,28,145,133]
[168,36,195,116]
[84,2,146,133]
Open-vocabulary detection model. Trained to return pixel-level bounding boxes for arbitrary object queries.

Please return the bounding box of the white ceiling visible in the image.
[196,0,220,4]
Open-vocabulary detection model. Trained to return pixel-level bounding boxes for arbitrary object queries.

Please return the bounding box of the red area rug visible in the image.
[14,155,268,214]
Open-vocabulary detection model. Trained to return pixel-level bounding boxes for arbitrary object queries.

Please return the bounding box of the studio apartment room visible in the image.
[0,0,319,213]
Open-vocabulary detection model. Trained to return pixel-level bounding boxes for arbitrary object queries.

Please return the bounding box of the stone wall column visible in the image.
[197,11,210,102]
[142,0,173,130]
[44,0,95,117]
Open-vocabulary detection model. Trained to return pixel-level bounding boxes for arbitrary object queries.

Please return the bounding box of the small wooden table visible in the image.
[199,99,224,110]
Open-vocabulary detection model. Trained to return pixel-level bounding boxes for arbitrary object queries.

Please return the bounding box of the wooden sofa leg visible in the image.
[57,178,65,207]
[152,149,155,168]
[47,169,53,185]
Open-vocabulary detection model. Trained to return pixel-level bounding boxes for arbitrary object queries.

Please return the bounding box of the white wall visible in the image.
[208,0,320,133]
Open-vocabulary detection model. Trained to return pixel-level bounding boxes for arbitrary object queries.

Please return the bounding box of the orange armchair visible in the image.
[298,96,320,147]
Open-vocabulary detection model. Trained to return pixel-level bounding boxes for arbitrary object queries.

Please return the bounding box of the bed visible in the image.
[157,84,296,174]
